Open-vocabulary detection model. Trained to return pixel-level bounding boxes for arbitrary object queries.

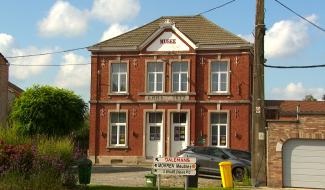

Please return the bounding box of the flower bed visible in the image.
[0,128,81,190]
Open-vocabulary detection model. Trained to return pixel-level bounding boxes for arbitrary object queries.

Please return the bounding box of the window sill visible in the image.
[108,93,129,96]
[106,145,129,149]
[207,92,231,96]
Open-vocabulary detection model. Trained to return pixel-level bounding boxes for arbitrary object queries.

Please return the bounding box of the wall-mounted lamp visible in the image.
[235,131,241,139]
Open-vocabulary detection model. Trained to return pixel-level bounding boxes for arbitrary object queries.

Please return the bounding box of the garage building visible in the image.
[266,100,325,188]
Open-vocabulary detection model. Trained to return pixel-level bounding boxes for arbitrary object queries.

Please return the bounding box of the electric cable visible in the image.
[9,63,91,67]
[4,0,239,61]
[274,0,325,33]
[263,63,325,69]
[197,0,237,15]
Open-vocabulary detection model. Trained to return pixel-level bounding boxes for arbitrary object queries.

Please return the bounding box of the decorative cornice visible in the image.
[89,99,251,104]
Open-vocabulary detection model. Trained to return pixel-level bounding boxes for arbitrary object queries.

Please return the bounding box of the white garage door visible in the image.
[283,139,325,188]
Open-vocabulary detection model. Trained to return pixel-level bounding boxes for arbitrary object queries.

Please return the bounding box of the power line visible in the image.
[5,46,88,59]
[4,0,239,60]
[9,63,91,67]
[197,0,237,15]
[274,0,325,33]
[264,63,325,69]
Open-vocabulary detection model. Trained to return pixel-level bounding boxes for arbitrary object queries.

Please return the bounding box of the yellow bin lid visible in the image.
[219,161,232,166]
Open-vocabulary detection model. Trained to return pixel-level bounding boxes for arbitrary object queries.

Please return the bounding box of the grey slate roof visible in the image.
[89,15,251,51]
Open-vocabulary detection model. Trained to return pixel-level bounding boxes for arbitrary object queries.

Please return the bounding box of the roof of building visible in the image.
[8,82,24,96]
[0,52,8,64]
[265,100,325,115]
[89,15,251,51]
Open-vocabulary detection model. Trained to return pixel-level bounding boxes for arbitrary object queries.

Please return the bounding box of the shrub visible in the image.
[37,136,74,164]
[10,85,88,137]
[0,126,79,189]
[0,126,30,145]
[0,140,34,175]
[73,120,89,153]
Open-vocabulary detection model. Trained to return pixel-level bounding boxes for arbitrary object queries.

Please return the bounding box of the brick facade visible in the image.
[88,16,253,164]
[266,101,325,187]
[0,53,8,126]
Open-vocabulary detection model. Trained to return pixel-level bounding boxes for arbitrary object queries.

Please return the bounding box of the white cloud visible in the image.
[0,33,52,80]
[9,47,53,80]
[100,23,135,42]
[55,53,90,89]
[239,15,318,59]
[38,0,89,37]
[264,15,318,58]
[91,0,140,23]
[271,82,325,100]
[0,33,15,53]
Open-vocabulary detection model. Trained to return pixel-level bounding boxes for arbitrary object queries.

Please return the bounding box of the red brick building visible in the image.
[0,53,24,127]
[88,16,253,164]
[266,100,325,189]
[0,53,9,126]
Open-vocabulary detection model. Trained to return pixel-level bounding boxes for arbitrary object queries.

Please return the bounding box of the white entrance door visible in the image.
[283,139,325,188]
[170,112,188,156]
[145,112,163,159]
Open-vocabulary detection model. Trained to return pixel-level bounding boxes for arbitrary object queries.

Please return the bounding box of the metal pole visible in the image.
[252,0,266,186]
[184,176,188,190]
[157,174,160,190]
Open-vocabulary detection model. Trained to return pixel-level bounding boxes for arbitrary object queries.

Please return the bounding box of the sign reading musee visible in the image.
[152,157,196,176]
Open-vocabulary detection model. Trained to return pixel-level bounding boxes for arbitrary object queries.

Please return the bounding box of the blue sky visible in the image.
[1,0,324,101]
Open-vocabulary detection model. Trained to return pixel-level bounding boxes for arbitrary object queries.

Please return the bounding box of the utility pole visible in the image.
[252,0,266,186]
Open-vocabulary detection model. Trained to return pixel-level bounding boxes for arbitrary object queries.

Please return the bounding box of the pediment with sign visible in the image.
[146,31,192,52]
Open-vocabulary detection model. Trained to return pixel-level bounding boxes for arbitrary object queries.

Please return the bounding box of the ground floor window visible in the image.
[173,113,187,141]
[148,112,163,141]
[149,126,160,141]
[210,112,228,147]
[109,112,127,146]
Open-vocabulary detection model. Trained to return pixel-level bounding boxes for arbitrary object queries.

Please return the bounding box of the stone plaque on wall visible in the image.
[145,95,189,101]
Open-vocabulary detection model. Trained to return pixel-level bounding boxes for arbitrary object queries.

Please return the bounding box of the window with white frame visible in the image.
[211,61,228,93]
[173,113,187,141]
[147,62,163,92]
[210,112,227,147]
[110,112,127,146]
[148,112,163,141]
[111,63,127,93]
[172,62,188,92]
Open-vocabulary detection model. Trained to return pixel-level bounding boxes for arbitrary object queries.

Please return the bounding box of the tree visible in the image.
[322,94,325,101]
[303,94,317,101]
[10,85,87,137]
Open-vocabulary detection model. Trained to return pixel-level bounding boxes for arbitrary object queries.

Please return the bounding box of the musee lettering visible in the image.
[160,39,176,44]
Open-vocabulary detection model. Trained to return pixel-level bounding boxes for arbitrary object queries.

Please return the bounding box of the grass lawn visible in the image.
[86,185,240,190]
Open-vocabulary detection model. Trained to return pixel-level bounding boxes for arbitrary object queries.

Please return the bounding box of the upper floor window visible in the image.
[172,62,188,92]
[147,62,164,93]
[111,63,127,93]
[210,61,229,93]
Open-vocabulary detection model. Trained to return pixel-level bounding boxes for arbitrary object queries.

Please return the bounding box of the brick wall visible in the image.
[267,115,325,187]
[0,55,8,126]
[88,50,252,164]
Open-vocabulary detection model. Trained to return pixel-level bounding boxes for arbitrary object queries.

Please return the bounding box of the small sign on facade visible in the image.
[256,106,261,113]
[258,132,265,140]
